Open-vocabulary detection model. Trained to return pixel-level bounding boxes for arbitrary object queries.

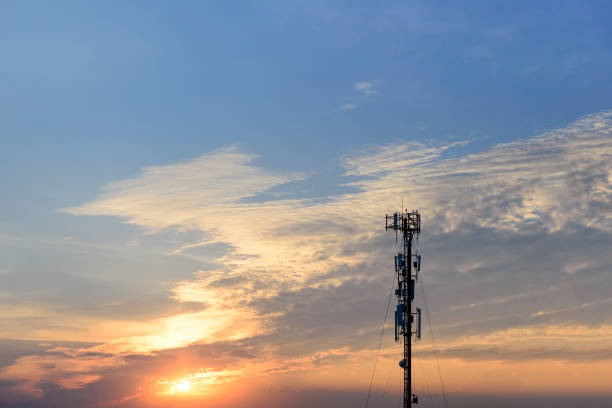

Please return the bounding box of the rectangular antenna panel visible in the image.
[394,310,398,342]
[396,304,405,329]
[417,308,422,339]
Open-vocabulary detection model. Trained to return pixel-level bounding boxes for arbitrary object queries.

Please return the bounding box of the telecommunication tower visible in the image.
[385,209,422,408]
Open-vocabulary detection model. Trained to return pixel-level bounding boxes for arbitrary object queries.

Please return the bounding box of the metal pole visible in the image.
[405,230,412,408]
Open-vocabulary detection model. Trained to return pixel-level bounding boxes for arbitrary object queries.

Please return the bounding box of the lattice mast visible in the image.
[385,210,421,408]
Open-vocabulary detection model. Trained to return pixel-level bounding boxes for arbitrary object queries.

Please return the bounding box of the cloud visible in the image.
[62,145,304,233]
[0,349,121,398]
[66,111,612,340]
[343,112,612,233]
[335,103,358,112]
[354,80,382,95]
[5,111,612,404]
[417,324,612,362]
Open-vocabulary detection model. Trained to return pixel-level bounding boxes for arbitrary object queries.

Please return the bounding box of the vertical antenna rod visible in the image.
[386,209,421,408]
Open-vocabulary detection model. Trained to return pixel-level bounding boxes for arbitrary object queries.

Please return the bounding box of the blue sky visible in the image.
[1,1,612,407]
[3,1,611,199]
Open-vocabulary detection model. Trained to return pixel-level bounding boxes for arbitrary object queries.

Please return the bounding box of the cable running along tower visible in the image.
[385,209,421,408]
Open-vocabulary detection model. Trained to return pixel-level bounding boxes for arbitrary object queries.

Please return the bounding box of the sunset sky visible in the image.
[1,1,612,407]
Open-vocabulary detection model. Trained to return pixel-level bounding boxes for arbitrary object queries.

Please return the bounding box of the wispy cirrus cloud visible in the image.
[354,80,383,95]
[334,103,358,112]
[63,145,304,234]
[331,80,382,113]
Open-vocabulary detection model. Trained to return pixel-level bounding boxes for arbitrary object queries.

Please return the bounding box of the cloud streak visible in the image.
[335,103,358,112]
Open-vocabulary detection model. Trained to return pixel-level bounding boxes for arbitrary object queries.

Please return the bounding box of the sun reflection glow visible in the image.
[158,369,239,396]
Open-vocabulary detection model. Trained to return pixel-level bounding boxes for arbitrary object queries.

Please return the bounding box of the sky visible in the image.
[1,1,612,407]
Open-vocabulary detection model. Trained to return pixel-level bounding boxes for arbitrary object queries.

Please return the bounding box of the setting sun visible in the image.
[175,381,191,393]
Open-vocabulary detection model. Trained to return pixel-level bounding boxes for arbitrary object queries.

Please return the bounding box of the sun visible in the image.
[175,380,191,393]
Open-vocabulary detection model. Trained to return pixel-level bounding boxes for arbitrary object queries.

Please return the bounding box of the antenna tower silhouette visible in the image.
[385,209,421,408]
